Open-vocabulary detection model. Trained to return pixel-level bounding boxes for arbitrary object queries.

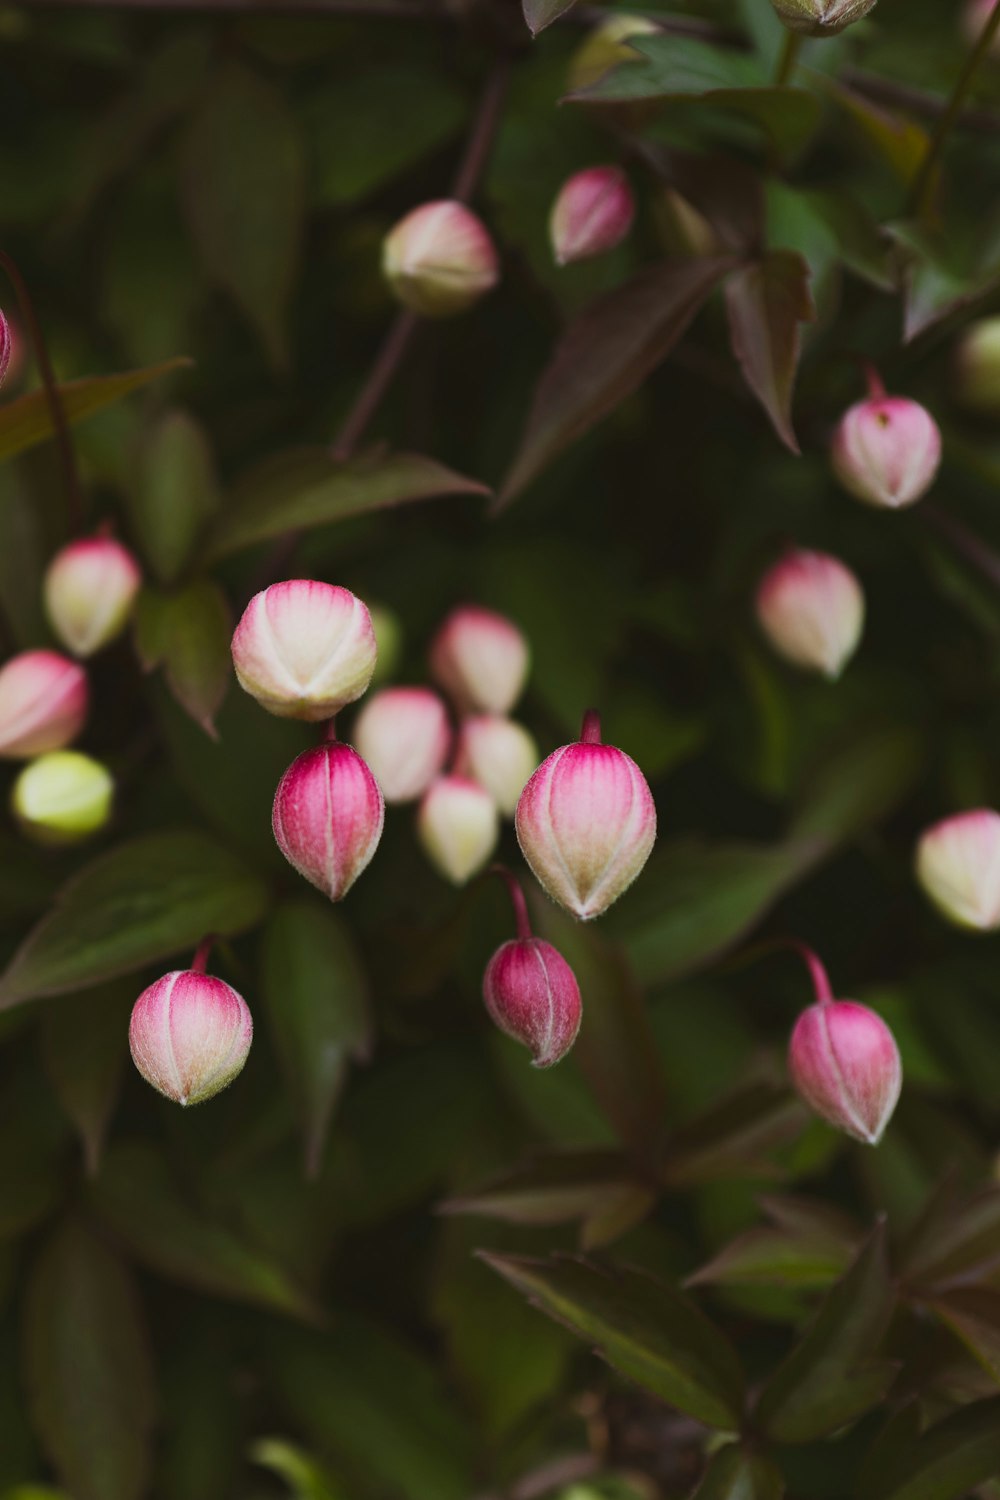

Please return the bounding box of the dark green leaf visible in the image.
[23,1219,155,1500]
[691,1445,785,1499]
[902,1181,1000,1291]
[0,358,191,463]
[868,1397,1000,1500]
[789,724,924,846]
[687,1226,853,1291]
[442,1148,650,1235]
[725,251,815,453]
[136,580,232,736]
[208,448,489,558]
[261,900,371,1178]
[129,409,219,583]
[498,257,732,506]
[40,982,130,1176]
[0,832,269,1006]
[251,1439,342,1500]
[480,1253,745,1428]
[930,1288,1000,1384]
[179,63,304,367]
[661,1081,809,1187]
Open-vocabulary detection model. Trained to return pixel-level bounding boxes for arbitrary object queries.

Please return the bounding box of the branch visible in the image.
[19,0,443,13]
[908,0,1000,219]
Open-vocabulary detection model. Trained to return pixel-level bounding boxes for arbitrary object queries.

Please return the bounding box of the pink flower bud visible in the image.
[769,0,877,35]
[549,167,635,267]
[129,964,253,1106]
[916,809,1000,931]
[454,715,539,817]
[352,687,451,804]
[515,711,656,921]
[483,869,582,1067]
[0,650,88,760]
[43,535,142,658]
[790,999,901,1145]
[232,580,377,721]
[417,775,499,885]
[272,740,384,901]
[831,382,941,510]
[0,309,11,388]
[429,605,529,715]
[382,201,499,319]
[755,549,864,679]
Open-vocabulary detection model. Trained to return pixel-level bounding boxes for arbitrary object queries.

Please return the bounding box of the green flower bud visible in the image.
[13,750,114,844]
[770,0,878,35]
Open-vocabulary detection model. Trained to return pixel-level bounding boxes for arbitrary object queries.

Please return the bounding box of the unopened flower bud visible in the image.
[417,775,498,885]
[790,999,901,1144]
[963,0,1000,52]
[755,549,864,679]
[272,739,384,901]
[956,317,1000,414]
[831,379,941,510]
[12,750,113,844]
[454,715,538,817]
[429,605,529,715]
[0,309,11,388]
[516,711,656,921]
[43,535,142,658]
[483,869,582,1067]
[353,687,451,804]
[0,650,88,760]
[769,0,877,34]
[550,167,635,267]
[916,809,1000,930]
[129,953,253,1106]
[232,580,376,721]
[382,201,499,319]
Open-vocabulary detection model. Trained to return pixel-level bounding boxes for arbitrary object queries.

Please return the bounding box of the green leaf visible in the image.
[724,251,815,453]
[498,257,732,506]
[523,0,579,34]
[690,1445,785,1499]
[902,1181,1000,1291]
[868,1397,1000,1500]
[442,1148,652,1238]
[480,1253,745,1428]
[179,63,304,367]
[930,1287,1000,1384]
[90,1143,318,1320]
[755,1225,897,1443]
[661,1082,809,1188]
[261,900,371,1178]
[269,1317,476,1500]
[0,831,269,1007]
[827,81,932,186]
[250,1439,343,1500]
[687,1225,854,1291]
[136,580,232,736]
[129,409,219,583]
[789,723,924,845]
[208,448,490,558]
[40,982,129,1176]
[0,358,191,464]
[23,1219,155,1500]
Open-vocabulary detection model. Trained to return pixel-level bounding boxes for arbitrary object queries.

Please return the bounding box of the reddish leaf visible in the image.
[497,256,732,507]
[725,251,815,453]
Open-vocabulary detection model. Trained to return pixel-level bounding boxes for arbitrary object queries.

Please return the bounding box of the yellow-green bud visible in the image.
[13,750,114,844]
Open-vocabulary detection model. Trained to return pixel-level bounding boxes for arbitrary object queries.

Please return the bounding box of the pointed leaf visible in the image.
[129,409,219,583]
[137,581,232,736]
[209,448,489,558]
[756,1225,896,1443]
[480,1253,745,1428]
[930,1288,1000,1385]
[498,257,732,506]
[725,251,815,453]
[261,900,371,1178]
[687,1226,853,1291]
[661,1081,809,1187]
[442,1148,645,1227]
[41,982,130,1176]
[0,832,269,1006]
[23,1219,155,1500]
[902,1182,1000,1291]
[0,358,191,463]
[523,0,579,33]
[179,63,304,367]
[691,1446,785,1499]
[251,1439,342,1500]
[869,1397,1000,1500]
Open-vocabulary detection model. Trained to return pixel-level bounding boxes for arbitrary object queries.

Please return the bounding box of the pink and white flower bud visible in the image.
[0,309,11,388]
[550,167,635,267]
[272,740,384,901]
[755,549,864,679]
[831,382,941,510]
[382,201,499,319]
[429,606,529,715]
[483,869,582,1067]
[417,775,499,885]
[454,715,539,817]
[352,687,451,804]
[790,999,901,1145]
[916,809,1000,931]
[43,535,142,658]
[232,580,377,721]
[769,0,877,35]
[0,650,88,760]
[129,962,253,1106]
[515,711,656,921]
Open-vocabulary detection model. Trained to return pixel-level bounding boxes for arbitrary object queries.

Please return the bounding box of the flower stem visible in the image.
[773,29,802,87]
[909,0,1000,221]
[191,935,216,974]
[0,250,83,531]
[580,709,602,745]
[863,361,887,401]
[790,941,834,1005]
[323,716,339,742]
[491,864,533,941]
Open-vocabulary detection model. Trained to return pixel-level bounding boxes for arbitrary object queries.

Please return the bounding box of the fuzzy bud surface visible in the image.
[232,580,376,721]
[0,650,88,760]
[129,969,253,1106]
[756,549,864,679]
[353,687,451,804]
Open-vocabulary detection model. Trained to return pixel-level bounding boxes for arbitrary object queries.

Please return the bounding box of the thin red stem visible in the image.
[580,709,602,745]
[789,941,835,1006]
[323,717,338,742]
[191,936,215,974]
[491,864,533,942]
[863,362,887,401]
